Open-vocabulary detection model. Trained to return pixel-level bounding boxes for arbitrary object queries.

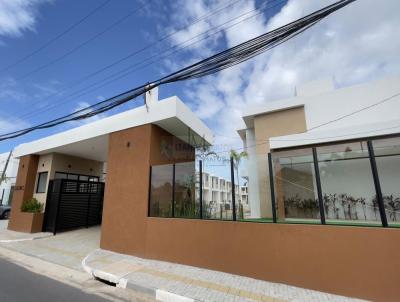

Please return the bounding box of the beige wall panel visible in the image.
[253,107,307,216]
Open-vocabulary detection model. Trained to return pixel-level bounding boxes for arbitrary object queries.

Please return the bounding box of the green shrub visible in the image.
[20,198,43,213]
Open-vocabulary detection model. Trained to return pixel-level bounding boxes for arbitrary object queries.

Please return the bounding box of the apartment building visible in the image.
[196,172,248,219]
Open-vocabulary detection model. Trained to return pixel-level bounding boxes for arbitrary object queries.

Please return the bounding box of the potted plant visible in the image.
[19,198,44,233]
[21,198,43,213]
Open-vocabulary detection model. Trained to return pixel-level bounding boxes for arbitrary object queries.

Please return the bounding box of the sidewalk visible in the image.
[1,224,100,270]
[83,249,366,302]
[0,220,52,242]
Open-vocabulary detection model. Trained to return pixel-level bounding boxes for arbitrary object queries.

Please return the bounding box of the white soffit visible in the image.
[14,96,213,160]
[269,119,400,150]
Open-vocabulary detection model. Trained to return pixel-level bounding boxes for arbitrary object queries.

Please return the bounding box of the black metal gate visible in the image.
[43,179,105,234]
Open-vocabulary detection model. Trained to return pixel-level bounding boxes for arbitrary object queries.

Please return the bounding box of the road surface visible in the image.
[0,257,112,302]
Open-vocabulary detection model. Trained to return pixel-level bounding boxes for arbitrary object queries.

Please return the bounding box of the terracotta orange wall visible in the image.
[144,219,400,302]
[100,124,194,256]
[8,155,40,232]
[101,123,400,302]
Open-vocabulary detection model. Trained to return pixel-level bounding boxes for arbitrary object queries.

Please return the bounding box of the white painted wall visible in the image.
[245,129,261,218]
[0,152,19,205]
[270,76,400,149]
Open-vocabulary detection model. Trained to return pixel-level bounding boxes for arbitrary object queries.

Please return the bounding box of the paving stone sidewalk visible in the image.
[0,220,52,242]
[83,249,366,302]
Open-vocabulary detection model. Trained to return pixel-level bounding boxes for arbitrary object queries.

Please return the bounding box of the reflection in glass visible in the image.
[201,158,233,220]
[272,148,320,223]
[317,142,381,225]
[174,162,199,218]
[36,172,48,193]
[149,164,173,217]
[373,137,400,227]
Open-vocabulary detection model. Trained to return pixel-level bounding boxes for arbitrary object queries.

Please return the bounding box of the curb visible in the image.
[82,250,198,302]
[0,233,53,243]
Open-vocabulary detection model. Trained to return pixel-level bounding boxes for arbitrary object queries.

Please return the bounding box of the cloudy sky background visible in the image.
[0,0,399,154]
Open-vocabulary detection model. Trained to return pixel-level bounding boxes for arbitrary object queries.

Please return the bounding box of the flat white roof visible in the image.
[14,96,213,161]
[242,97,304,129]
[241,76,400,148]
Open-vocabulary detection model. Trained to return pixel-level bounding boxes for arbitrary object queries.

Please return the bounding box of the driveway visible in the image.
[1,224,101,271]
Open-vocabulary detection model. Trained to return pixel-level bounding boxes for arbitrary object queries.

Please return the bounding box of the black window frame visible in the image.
[54,171,100,182]
[36,171,49,193]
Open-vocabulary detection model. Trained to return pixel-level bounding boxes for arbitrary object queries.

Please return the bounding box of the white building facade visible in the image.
[0,152,19,205]
[239,76,400,226]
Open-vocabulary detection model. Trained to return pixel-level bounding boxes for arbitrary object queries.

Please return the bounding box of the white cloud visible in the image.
[0,0,49,38]
[72,101,107,123]
[0,116,29,135]
[164,0,400,147]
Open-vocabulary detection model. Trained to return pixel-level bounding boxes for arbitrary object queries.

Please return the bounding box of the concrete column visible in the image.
[8,155,40,232]
[246,129,262,218]
[100,124,195,257]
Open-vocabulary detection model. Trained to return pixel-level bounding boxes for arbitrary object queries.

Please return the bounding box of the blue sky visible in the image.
[0,0,399,163]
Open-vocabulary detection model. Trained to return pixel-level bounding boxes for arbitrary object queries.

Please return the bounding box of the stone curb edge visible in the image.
[82,250,199,302]
[0,233,53,243]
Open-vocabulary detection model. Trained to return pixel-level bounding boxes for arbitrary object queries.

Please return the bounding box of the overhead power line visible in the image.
[0,0,112,73]
[10,0,254,120]
[215,92,400,143]
[0,0,357,142]
[307,92,400,132]
[13,0,153,81]
[11,0,287,123]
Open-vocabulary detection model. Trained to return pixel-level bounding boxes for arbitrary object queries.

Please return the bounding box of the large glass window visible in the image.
[317,142,381,226]
[174,162,199,218]
[272,148,320,223]
[36,172,48,193]
[149,164,173,217]
[373,137,400,227]
[201,157,233,220]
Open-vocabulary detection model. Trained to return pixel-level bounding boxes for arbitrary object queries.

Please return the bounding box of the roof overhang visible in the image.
[242,97,304,128]
[14,96,213,161]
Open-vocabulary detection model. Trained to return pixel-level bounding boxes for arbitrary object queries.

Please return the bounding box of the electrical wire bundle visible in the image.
[0,0,356,142]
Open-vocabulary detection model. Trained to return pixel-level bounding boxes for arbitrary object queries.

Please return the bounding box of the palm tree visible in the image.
[230,150,248,187]
[230,150,248,217]
[196,142,218,162]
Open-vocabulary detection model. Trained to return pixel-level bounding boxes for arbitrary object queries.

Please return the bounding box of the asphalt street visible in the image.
[0,257,112,302]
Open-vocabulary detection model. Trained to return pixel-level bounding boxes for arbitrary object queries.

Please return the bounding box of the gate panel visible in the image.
[44,179,104,234]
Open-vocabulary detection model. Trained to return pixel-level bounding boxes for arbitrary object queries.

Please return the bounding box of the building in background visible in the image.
[196,171,248,219]
[239,76,400,225]
[0,152,19,205]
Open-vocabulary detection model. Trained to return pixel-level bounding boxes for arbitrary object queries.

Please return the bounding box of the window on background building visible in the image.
[373,137,400,227]
[272,148,320,223]
[88,176,99,182]
[79,175,89,181]
[36,172,48,193]
[67,174,78,180]
[174,161,199,218]
[317,141,381,225]
[149,164,173,217]
[54,172,67,179]
[201,158,233,221]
